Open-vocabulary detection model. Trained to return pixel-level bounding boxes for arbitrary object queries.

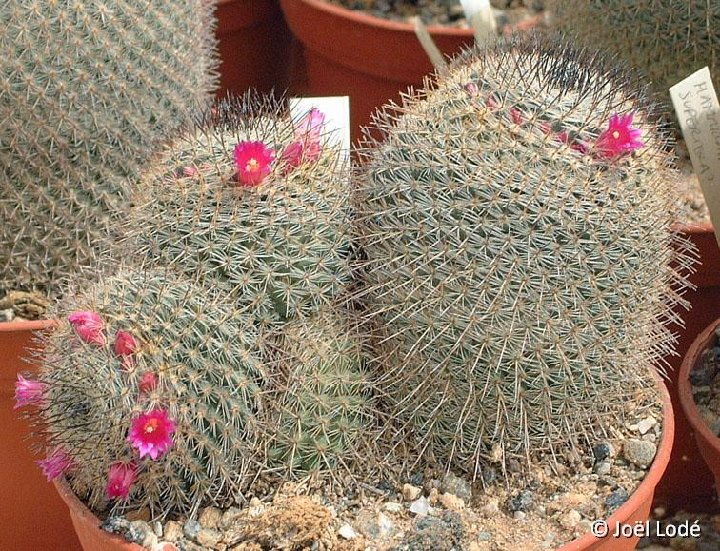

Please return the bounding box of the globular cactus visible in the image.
[0,1,218,295]
[354,35,693,476]
[22,267,266,517]
[548,0,719,104]
[263,308,374,477]
[119,95,353,328]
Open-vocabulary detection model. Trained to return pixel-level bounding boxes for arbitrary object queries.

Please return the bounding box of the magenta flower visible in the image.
[37,447,73,481]
[106,462,137,500]
[138,372,158,394]
[595,113,644,159]
[233,141,275,187]
[128,408,176,460]
[68,311,106,346]
[114,331,138,369]
[14,374,47,409]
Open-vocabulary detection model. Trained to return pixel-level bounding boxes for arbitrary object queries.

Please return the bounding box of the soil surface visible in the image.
[93,386,668,550]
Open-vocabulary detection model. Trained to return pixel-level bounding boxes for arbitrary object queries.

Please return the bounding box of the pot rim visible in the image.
[0,318,56,333]
[556,370,674,550]
[284,0,474,37]
[54,373,673,551]
[678,316,720,446]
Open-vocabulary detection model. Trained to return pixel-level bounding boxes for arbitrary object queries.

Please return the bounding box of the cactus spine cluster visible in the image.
[120,95,353,328]
[548,0,719,103]
[265,309,373,476]
[0,0,218,295]
[354,35,692,476]
[35,268,266,517]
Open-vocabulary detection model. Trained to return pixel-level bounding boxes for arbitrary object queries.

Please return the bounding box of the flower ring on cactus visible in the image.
[233,140,275,186]
[37,446,73,481]
[595,113,644,159]
[128,408,176,460]
[106,462,138,500]
[14,374,47,409]
[67,311,106,345]
[114,330,138,369]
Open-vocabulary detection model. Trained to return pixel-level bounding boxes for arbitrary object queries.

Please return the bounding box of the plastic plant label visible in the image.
[459,0,496,44]
[670,68,720,245]
[290,96,351,161]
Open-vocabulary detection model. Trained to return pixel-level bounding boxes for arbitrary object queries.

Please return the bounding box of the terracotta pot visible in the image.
[53,379,672,551]
[215,0,299,97]
[278,0,474,144]
[652,222,720,513]
[555,375,674,551]
[0,319,81,550]
[54,478,143,551]
[678,316,720,499]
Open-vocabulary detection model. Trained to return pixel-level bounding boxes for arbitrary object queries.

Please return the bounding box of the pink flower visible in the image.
[106,462,137,500]
[37,447,73,481]
[296,107,325,142]
[68,311,106,346]
[594,113,644,159]
[128,408,176,460]
[233,141,275,186]
[14,374,47,409]
[114,331,138,369]
[138,372,158,394]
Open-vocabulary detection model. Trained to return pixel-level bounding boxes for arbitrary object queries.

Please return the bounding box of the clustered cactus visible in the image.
[27,267,266,517]
[265,309,373,476]
[548,0,719,105]
[118,94,353,328]
[353,35,693,476]
[0,0,218,295]
[14,24,693,533]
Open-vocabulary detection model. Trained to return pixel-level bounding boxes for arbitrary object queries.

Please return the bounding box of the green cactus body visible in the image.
[122,96,353,327]
[548,0,719,104]
[0,0,218,294]
[264,310,373,476]
[355,36,693,475]
[36,268,265,517]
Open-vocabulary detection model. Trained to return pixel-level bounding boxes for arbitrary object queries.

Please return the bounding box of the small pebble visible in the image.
[440,472,472,500]
[594,461,612,476]
[218,507,242,531]
[606,488,630,511]
[182,519,202,540]
[163,521,183,542]
[338,523,357,540]
[195,528,222,548]
[507,490,533,512]
[478,531,493,542]
[637,417,657,435]
[403,483,422,502]
[100,517,130,535]
[560,510,582,529]
[198,506,222,529]
[438,492,465,511]
[592,442,615,461]
[480,499,500,517]
[383,501,403,513]
[623,439,657,467]
[513,510,527,521]
[409,496,431,516]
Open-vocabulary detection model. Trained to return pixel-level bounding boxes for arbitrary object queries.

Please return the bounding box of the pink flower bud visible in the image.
[67,311,106,346]
[37,447,73,481]
[114,331,138,369]
[14,374,47,409]
[106,462,137,500]
[138,372,158,394]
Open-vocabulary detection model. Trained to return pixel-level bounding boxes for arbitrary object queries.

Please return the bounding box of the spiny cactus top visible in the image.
[0,0,218,295]
[354,35,694,476]
[21,267,266,518]
[548,0,719,107]
[119,94,353,328]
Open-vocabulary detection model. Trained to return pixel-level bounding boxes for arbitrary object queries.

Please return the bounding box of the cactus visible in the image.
[28,267,266,517]
[119,94,353,327]
[354,35,693,476]
[0,0,218,295]
[547,0,719,104]
[263,308,374,477]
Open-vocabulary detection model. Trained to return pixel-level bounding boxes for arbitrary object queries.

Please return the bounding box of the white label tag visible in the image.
[459,0,496,44]
[669,68,720,243]
[289,96,351,161]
